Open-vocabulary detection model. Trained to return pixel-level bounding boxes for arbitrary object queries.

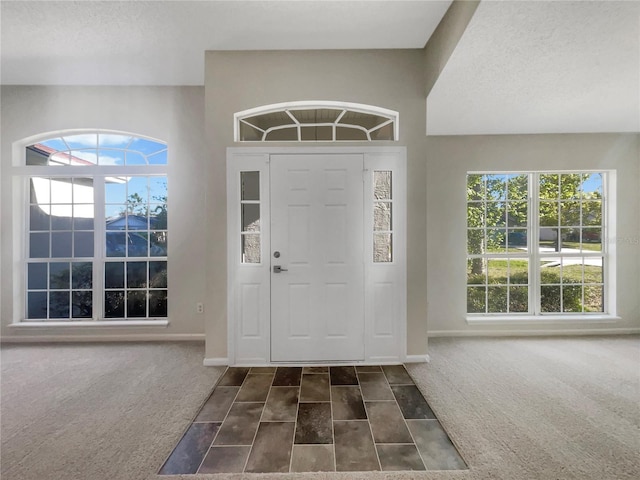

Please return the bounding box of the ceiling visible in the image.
[2,0,638,135]
[427,0,640,135]
[0,0,452,86]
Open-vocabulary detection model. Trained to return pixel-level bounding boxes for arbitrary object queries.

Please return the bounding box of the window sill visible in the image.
[10,320,169,328]
[466,315,621,326]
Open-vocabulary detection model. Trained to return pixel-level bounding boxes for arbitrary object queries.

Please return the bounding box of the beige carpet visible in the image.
[1,336,639,480]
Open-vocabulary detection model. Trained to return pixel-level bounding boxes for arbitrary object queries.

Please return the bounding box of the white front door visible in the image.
[270,154,365,362]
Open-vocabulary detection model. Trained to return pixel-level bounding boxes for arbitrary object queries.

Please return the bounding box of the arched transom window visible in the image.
[235,101,398,142]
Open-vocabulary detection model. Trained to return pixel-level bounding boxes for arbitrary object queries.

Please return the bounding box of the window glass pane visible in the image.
[374,171,392,199]
[539,174,559,200]
[373,233,392,262]
[127,262,147,288]
[73,205,94,230]
[541,285,561,312]
[508,259,528,284]
[584,262,603,283]
[486,229,506,253]
[467,175,485,201]
[72,291,92,318]
[28,263,48,290]
[106,232,126,257]
[507,201,527,227]
[560,201,580,226]
[30,205,50,230]
[241,172,260,201]
[539,228,558,252]
[98,134,132,149]
[239,122,263,141]
[485,202,507,227]
[72,262,93,289]
[149,290,168,317]
[149,261,167,288]
[562,285,582,312]
[127,291,147,317]
[127,212,148,231]
[507,174,528,200]
[30,232,50,258]
[582,228,602,251]
[148,150,168,165]
[128,137,165,156]
[105,262,124,288]
[149,205,167,230]
[487,286,508,313]
[49,262,70,289]
[74,232,94,257]
[374,202,392,231]
[487,259,507,285]
[539,201,558,226]
[467,230,484,255]
[63,134,98,150]
[127,177,148,203]
[467,202,484,228]
[584,285,604,312]
[301,126,333,141]
[127,232,149,257]
[99,149,125,166]
[49,291,70,318]
[265,127,298,141]
[560,228,579,252]
[105,291,125,318]
[242,204,260,232]
[335,127,367,141]
[51,211,73,230]
[467,286,485,313]
[509,286,528,312]
[486,175,507,201]
[105,180,127,204]
[581,173,603,199]
[507,229,527,249]
[150,231,168,256]
[560,174,581,199]
[241,234,261,263]
[51,232,72,257]
[467,259,486,284]
[28,292,48,319]
[582,201,602,226]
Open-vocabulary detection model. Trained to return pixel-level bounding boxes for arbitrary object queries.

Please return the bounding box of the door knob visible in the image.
[273,265,288,273]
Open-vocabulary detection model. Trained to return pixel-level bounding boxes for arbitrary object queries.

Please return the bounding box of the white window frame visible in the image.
[466,170,618,324]
[11,129,169,327]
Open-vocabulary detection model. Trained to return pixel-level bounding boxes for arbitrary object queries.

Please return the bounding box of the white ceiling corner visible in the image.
[427,0,640,135]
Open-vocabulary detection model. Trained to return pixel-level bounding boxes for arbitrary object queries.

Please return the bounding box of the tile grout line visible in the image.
[240,371,277,473]
[357,367,382,471]
[392,365,429,472]
[329,367,338,473]
[287,371,303,473]
[195,367,246,474]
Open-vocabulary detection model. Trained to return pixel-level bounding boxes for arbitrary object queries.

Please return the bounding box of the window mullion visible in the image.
[94,177,106,321]
[530,173,540,315]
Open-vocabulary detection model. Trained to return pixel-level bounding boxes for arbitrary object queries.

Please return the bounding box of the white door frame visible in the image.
[226,146,407,366]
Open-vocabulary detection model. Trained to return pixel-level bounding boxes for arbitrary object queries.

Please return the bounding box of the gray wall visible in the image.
[205,50,429,359]
[426,133,640,334]
[1,86,208,339]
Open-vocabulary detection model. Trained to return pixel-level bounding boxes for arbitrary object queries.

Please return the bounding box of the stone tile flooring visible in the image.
[159,365,467,474]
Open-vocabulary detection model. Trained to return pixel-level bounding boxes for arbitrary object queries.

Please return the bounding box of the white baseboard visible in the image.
[405,354,431,363]
[203,357,229,366]
[428,328,640,338]
[0,333,205,343]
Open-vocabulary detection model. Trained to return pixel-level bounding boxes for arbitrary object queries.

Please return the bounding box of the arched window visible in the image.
[235,101,398,142]
[18,130,168,323]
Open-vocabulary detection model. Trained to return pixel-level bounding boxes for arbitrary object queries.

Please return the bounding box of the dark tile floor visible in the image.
[159,365,467,474]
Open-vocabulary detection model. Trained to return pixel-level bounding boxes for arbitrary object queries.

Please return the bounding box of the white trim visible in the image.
[466,315,620,325]
[405,354,430,363]
[203,357,229,367]
[0,333,204,343]
[9,320,170,328]
[428,328,639,337]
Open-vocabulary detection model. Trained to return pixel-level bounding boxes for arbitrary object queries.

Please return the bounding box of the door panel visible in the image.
[270,154,364,362]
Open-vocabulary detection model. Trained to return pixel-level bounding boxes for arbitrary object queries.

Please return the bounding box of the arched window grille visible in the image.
[235,101,398,142]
